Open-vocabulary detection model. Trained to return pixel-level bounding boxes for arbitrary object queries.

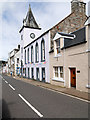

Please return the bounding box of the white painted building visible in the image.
[19,5,50,83]
[8,45,20,76]
[23,31,50,82]
[14,50,20,76]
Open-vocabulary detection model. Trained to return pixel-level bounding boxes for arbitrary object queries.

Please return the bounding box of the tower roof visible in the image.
[23,4,39,29]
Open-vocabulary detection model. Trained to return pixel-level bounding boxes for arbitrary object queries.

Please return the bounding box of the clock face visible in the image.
[30,33,35,39]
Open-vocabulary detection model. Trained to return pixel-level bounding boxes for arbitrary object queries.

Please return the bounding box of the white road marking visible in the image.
[9,84,15,91]
[18,94,43,118]
[40,86,90,103]
[5,81,8,84]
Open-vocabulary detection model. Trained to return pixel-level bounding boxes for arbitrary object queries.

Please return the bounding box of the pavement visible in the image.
[9,75,90,101]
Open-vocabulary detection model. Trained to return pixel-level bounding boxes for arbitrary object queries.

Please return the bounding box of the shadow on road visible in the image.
[2,99,11,119]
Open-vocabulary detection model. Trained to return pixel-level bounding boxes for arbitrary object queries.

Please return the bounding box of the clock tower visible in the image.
[19,4,41,47]
[19,4,41,76]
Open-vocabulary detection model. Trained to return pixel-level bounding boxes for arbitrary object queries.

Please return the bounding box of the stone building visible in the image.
[49,0,90,92]
[50,0,87,50]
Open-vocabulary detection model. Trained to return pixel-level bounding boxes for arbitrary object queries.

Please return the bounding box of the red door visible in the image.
[70,68,76,88]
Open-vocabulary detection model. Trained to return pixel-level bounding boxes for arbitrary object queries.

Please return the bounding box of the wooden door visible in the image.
[70,68,76,88]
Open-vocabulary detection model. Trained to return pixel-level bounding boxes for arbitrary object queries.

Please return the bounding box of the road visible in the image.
[1,74,89,119]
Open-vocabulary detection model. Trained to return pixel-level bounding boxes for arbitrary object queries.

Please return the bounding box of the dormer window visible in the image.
[56,39,60,54]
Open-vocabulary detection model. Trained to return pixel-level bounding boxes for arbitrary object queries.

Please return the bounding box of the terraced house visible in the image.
[19,0,89,92]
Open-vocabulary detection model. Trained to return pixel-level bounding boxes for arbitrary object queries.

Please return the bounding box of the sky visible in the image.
[0,0,89,61]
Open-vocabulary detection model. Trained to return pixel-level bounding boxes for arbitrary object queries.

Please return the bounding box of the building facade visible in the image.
[8,45,20,76]
[14,50,20,76]
[50,0,87,50]
[49,26,90,92]
[23,31,50,82]
[19,0,89,92]
[49,0,89,92]
[19,5,50,82]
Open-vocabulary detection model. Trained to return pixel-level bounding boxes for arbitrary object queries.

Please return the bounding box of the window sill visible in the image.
[41,60,45,62]
[86,84,90,89]
[54,54,61,58]
[52,77,65,82]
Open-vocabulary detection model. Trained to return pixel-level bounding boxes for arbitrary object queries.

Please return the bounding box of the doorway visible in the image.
[70,68,76,88]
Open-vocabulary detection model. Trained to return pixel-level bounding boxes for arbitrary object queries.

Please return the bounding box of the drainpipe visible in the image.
[63,40,66,87]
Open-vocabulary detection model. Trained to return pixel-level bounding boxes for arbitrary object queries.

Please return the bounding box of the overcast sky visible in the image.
[0,0,89,61]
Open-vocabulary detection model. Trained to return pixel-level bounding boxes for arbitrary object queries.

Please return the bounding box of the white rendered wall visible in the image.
[15,51,20,76]
[20,27,42,70]
[23,28,42,47]
[24,31,50,83]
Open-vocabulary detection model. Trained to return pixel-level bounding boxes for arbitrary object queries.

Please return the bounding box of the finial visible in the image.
[29,4,31,11]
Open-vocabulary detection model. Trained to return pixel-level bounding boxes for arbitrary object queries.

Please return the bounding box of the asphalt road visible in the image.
[1,74,89,119]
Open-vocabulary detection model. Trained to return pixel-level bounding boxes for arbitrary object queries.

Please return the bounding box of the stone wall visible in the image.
[50,11,87,50]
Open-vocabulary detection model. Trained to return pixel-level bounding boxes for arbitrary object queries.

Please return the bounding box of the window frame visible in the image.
[17,58,19,63]
[31,46,34,63]
[42,67,45,82]
[35,43,39,63]
[28,67,30,78]
[31,68,34,79]
[54,66,63,79]
[41,38,45,62]
[56,39,60,55]
[25,50,26,64]
[36,68,39,81]
[27,48,29,63]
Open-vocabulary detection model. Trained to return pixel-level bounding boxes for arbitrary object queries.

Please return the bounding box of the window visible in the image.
[25,68,26,77]
[17,58,19,63]
[31,68,34,79]
[56,39,60,54]
[35,43,39,62]
[41,39,45,61]
[42,68,45,82]
[25,50,26,64]
[21,47,23,53]
[28,68,30,78]
[60,67,63,78]
[23,68,25,74]
[54,67,58,77]
[31,46,34,63]
[54,66,63,78]
[27,48,29,63]
[21,35,23,40]
[36,68,39,81]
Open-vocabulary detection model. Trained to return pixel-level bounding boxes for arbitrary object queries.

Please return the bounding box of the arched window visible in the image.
[31,46,34,63]
[25,50,26,64]
[41,39,45,61]
[27,48,29,63]
[35,43,39,62]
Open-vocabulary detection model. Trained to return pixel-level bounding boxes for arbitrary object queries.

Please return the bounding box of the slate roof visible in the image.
[63,27,86,49]
[58,32,75,38]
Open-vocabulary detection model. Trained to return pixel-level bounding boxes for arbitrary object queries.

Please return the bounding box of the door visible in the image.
[42,68,45,82]
[28,68,30,78]
[70,68,76,88]
[36,68,39,81]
